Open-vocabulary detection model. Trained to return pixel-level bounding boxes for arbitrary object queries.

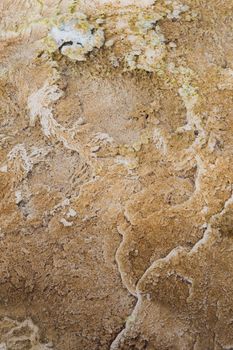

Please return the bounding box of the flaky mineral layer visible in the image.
[0,0,233,349]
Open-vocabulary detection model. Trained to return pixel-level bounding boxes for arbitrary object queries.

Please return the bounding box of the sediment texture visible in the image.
[0,0,233,349]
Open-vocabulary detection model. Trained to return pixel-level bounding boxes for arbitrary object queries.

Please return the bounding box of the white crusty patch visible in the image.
[166,0,189,19]
[94,132,114,144]
[50,15,105,61]
[15,190,23,204]
[153,128,167,154]
[3,144,51,178]
[125,15,166,72]
[67,208,77,218]
[0,317,53,350]
[28,81,85,156]
[28,81,63,133]
[60,218,73,227]
[8,144,33,174]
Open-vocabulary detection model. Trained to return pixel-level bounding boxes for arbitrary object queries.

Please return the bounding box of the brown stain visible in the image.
[1,1,233,349]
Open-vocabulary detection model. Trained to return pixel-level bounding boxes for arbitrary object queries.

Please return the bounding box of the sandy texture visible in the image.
[1,0,233,349]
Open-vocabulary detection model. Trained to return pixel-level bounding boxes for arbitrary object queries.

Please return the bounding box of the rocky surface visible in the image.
[1,0,233,349]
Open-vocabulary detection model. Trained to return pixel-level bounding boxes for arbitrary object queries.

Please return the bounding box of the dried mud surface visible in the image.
[0,0,233,349]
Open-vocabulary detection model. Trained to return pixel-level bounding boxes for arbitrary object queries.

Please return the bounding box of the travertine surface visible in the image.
[1,0,233,349]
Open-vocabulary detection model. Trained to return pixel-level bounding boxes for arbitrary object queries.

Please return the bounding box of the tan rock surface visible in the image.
[0,0,233,349]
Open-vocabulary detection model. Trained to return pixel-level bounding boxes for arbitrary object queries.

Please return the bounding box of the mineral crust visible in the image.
[1,0,233,349]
